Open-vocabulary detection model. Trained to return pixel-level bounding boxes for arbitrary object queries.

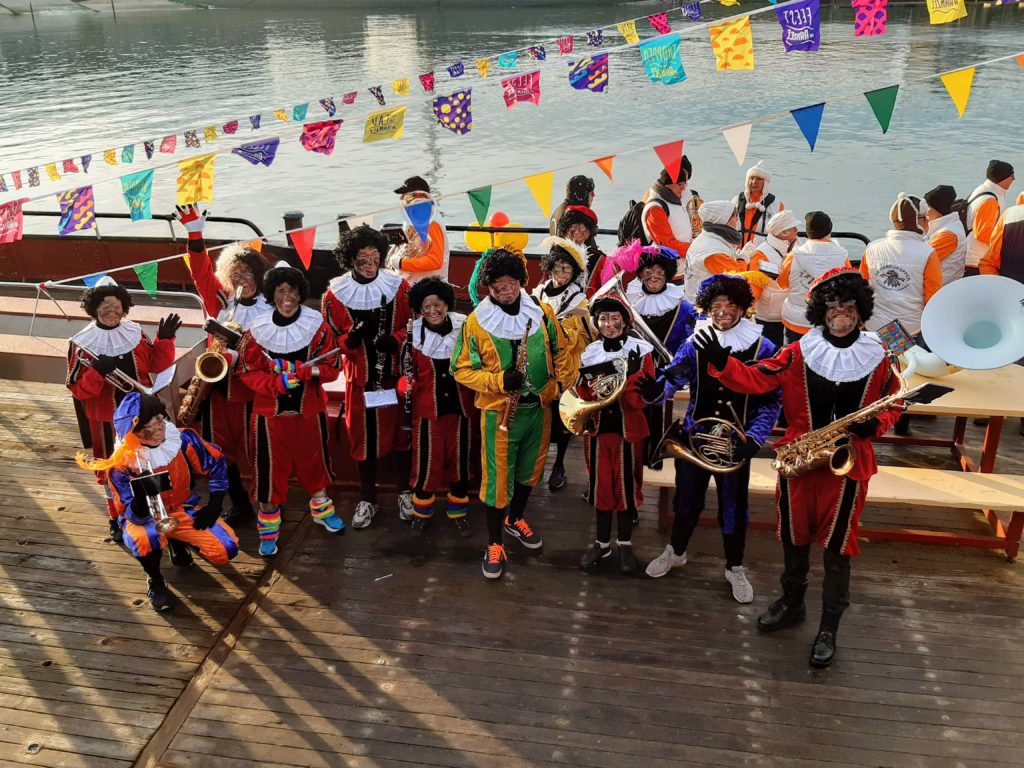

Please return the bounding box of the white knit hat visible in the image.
[767,209,799,236]
[698,200,736,226]
[745,160,772,196]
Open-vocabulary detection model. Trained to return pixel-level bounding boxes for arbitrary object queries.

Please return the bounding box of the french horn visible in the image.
[650,412,750,474]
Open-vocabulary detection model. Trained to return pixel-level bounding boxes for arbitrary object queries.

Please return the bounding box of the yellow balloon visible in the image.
[495,223,528,252]
[464,221,496,253]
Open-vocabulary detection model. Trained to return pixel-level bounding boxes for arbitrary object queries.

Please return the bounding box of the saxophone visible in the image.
[498,319,533,432]
[687,189,705,236]
[177,287,244,425]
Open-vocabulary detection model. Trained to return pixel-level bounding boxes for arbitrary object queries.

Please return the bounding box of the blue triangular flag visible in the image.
[404,200,433,244]
[790,102,825,151]
[83,273,108,287]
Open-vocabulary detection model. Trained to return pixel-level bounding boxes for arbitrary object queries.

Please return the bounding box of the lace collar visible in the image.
[800,327,886,383]
[695,317,762,352]
[473,291,545,340]
[220,294,272,331]
[626,279,686,318]
[580,335,653,367]
[328,270,403,311]
[136,423,183,470]
[414,313,466,359]
[71,320,143,357]
[249,305,322,354]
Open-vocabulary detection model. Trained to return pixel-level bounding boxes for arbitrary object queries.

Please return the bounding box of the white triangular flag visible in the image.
[722,123,752,166]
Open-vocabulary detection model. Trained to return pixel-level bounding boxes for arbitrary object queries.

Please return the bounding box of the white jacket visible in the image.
[965,179,1006,268]
[780,239,849,331]
[642,187,693,247]
[862,230,935,336]
[682,230,740,304]
[927,211,968,285]
[749,236,788,322]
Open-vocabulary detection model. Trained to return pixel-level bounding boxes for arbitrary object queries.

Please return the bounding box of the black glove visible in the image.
[192,493,224,530]
[344,324,364,349]
[626,348,642,376]
[156,313,182,340]
[736,439,762,462]
[503,369,524,392]
[636,372,665,403]
[90,354,118,377]
[693,328,731,371]
[847,417,880,439]
[375,334,399,354]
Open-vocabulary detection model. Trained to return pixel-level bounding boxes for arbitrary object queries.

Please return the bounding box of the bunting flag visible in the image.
[777,0,821,51]
[160,135,177,153]
[653,140,686,182]
[852,0,887,36]
[587,29,604,47]
[300,120,344,155]
[57,186,96,235]
[432,89,473,135]
[369,86,386,105]
[501,71,542,109]
[528,46,547,61]
[12,171,22,189]
[342,92,357,105]
[363,106,407,143]
[134,262,159,298]
[467,187,492,224]
[392,78,410,96]
[404,200,433,243]
[121,170,154,221]
[176,153,216,205]
[557,35,574,54]
[223,120,239,134]
[1017,54,1024,70]
[121,145,134,163]
[250,115,262,129]
[273,109,289,123]
[523,171,554,217]
[639,34,687,85]
[498,52,518,68]
[143,140,155,159]
[419,73,435,92]
[28,168,40,187]
[941,66,974,117]
[722,122,753,165]
[617,20,640,44]
[475,59,490,78]
[288,104,305,122]
[864,84,899,133]
[447,62,465,78]
[0,176,6,193]
[104,149,118,165]
[82,273,109,288]
[231,137,281,166]
[720,0,740,6]
[319,98,337,117]
[681,3,703,20]
[592,155,615,181]
[44,163,60,182]
[184,130,201,148]
[62,158,80,173]
[791,102,825,150]
[648,13,672,34]
[709,17,755,70]
[290,226,317,269]
[568,54,610,92]
[80,156,91,174]
[203,125,219,142]
[926,0,966,24]
[0,199,26,245]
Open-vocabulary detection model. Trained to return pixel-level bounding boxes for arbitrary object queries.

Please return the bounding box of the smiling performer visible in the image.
[67,278,180,543]
[697,268,903,667]
[454,247,574,579]
[235,262,345,556]
[174,204,272,525]
[323,225,414,530]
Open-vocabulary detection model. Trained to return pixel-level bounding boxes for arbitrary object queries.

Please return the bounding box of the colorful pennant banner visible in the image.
[523,171,554,217]
[231,138,281,166]
[592,155,615,181]
[852,0,887,36]
[363,106,407,143]
[557,36,574,54]
[432,90,473,135]
[648,12,672,34]
[291,227,317,269]
[864,85,899,132]
[941,66,975,116]
[501,71,541,109]
[722,122,753,165]
[568,54,609,93]
[498,51,518,68]
[467,187,492,224]
[926,0,967,24]
[419,73,436,92]
[639,34,687,85]
[710,17,755,70]
[121,170,154,221]
[57,186,96,235]
[777,0,821,52]
[0,199,26,245]
[176,153,216,205]
[300,120,344,155]
[616,20,640,44]
[393,78,410,96]
[791,102,825,150]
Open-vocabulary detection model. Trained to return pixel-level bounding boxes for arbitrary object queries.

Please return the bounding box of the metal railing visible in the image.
[19,210,265,241]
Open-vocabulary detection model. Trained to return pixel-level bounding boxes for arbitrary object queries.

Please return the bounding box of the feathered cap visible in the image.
[599,239,680,284]
[540,236,586,271]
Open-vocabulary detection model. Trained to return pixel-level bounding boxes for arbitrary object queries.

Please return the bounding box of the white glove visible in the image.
[174,204,208,234]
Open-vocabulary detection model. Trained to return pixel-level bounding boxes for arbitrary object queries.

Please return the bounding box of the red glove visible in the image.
[174,204,207,240]
[396,375,412,397]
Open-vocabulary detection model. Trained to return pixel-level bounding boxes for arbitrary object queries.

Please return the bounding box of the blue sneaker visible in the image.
[314,513,345,534]
[259,538,279,557]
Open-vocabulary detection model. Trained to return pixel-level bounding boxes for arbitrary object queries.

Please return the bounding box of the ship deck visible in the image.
[2,378,1024,768]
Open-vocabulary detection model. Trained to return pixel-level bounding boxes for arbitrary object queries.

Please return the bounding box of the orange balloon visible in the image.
[489,211,509,227]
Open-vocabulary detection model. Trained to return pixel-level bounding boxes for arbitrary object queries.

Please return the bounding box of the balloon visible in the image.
[489,211,509,227]
[463,214,528,253]
[494,225,528,252]
[464,222,495,253]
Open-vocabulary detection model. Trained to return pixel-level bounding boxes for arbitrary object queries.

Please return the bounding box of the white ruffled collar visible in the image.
[414,313,466,359]
[695,316,762,352]
[580,335,653,367]
[533,281,586,317]
[800,327,886,383]
[625,279,686,318]
[328,270,403,311]
[71,320,142,357]
[473,291,544,340]
[136,423,183,470]
[249,306,322,354]
[221,295,273,331]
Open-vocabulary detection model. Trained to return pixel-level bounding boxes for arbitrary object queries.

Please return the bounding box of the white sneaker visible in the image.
[645,545,688,578]
[725,566,754,604]
[398,491,414,522]
[352,500,377,529]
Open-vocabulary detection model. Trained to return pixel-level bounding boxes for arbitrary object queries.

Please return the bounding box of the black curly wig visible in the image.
[556,207,598,239]
[805,272,874,327]
[695,275,754,314]
[263,266,310,305]
[590,296,632,326]
[333,225,390,272]
[133,394,168,434]
[408,277,456,314]
[478,248,528,287]
[539,246,582,281]
[80,285,132,319]
[637,250,678,283]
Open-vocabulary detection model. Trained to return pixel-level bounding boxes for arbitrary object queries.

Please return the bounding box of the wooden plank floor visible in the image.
[1,379,1023,768]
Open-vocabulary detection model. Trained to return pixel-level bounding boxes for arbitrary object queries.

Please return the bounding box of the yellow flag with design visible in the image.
[926,0,966,24]
[176,153,216,205]
[363,106,407,143]
[475,59,490,78]
[273,109,289,123]
[44,163,60,181]
[103,149,117,165]
[392,78,410,96]
[709,17,754,70]
[203,125,218,143]
[617,20,639,44]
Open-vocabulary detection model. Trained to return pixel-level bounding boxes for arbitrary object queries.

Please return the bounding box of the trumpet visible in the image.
[134,455,179,534]
[75,347,153,395]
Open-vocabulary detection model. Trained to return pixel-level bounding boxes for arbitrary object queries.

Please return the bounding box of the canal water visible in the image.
[0,3,1021,252]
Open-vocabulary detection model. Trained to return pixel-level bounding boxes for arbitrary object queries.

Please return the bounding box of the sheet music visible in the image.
[151,364,176,393]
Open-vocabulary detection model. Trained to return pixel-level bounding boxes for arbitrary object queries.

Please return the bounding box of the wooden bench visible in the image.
[647,458,1024,560]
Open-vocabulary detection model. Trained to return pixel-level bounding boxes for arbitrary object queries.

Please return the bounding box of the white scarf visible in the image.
[328,270,403,311]
[249,306,323,354]
[136,422,183,471]
[800,327,886,383]
[473,291,545,341]
[71,320,143,357]
[580,335,653,367]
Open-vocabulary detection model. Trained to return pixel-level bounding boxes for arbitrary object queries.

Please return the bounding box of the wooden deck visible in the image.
[2,378,1024,768]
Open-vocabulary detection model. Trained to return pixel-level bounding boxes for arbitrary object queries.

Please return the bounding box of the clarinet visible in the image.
[401,316,414,431]
[373,295,388,390]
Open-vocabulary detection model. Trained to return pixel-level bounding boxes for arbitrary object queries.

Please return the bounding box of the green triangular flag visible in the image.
[467,186,492,225]
[133,262,158,298]
[864,85,899,134]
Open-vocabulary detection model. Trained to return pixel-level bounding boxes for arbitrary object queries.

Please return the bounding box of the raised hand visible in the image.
[693,328,730,370]
[173,204,208,234]
[156,313,182,340]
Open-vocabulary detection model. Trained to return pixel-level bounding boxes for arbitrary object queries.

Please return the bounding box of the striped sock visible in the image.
[257,506,282,540]
[446,493,469,520]
[413,493,435,520]
[309,496,336,521]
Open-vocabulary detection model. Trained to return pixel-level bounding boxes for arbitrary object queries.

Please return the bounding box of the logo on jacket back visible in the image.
[878,265,912,291]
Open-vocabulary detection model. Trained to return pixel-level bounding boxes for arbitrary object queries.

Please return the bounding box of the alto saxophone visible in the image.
[687,189,705,236]
[498,319,533,432]
[177,287,244,425]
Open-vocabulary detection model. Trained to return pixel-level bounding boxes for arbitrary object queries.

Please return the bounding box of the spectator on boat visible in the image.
[681,201,747,305]
[549,175,596,241]
[174,204,271,526]
[731,161,785,247]
[964,159,1015,277]
[66,278,180,544]
[641,157,696,261]
[77,392,239,613]
[386,176,450,284]
[980,192,1024,281]
[778,211,850,344]
[556,204,605,293]
[923,185,968,286]
[323,226,415,530]
[747,209,799,349]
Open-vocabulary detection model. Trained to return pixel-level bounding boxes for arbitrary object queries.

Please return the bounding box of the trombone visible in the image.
[75,347,154,395]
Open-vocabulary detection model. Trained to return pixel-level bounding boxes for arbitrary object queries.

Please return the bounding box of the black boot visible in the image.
[580,542,612,569]
[810,611,842,668]
[757,588,807,632]
[108,517,124,544]
[618,543,637,574]
[167,539,194,568]
[147,578,175,612]
[223,463,255,525]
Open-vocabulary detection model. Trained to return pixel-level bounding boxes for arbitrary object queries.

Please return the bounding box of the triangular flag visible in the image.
[467,187,492,224]
[863,85,899,133]
[273,109,289,123]
[523,171,554,218]
[133,262,158,298]
[653,140,685,183]
[292,103,308,121]
[592,155,615,181]
[1017,54,1024,70]
[790,102,825,151]
[82,273,109,288]
[290,226,316,269]
[722,123,752,165]
[404,200,433,244]
[940,67,974,118]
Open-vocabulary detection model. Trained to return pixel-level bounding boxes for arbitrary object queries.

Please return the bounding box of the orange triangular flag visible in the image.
[182,253,191,271]
[940,66,975,118]
[1017,54,1024,71]
[592,155,615,181]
